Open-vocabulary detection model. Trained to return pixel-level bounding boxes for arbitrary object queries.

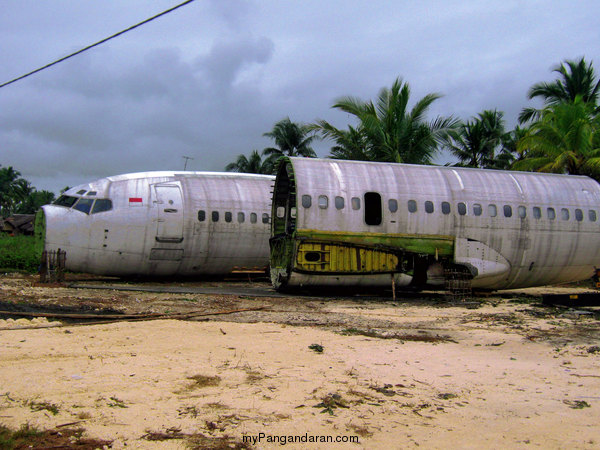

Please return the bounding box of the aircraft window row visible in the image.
[197,210,269,224]
[53,195,112,214]
[406,199,593,222]
[300,194,596,223]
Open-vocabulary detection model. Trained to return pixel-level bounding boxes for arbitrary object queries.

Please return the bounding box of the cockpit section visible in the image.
[53,195,113,215]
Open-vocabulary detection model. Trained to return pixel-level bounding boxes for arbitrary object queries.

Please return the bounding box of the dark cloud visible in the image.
[0,0,599,193]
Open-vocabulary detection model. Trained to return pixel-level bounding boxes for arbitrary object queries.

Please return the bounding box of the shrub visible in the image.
[0,234,40,272]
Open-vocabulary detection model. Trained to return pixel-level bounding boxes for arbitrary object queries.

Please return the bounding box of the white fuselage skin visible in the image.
[276,158,600,290]
[40,171,273,277]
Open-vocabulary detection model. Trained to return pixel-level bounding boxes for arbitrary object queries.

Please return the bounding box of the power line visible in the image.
[0,0,196,89]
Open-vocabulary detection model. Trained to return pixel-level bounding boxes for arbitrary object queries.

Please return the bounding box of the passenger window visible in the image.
[262,213,269,224]
[238,212,245,223]
[290,207,297,218]
[547,208,556,220]
[225,212,232,223]
[589,210,597,222]
[91,199,112,214]
[504,205,512,217]
[318,195,329,209]
[276,206,285,218]
[335,196,345,210]
[473,204,482,216]
[533,207,541,219]
[518,206,526,218]
[212,211,219,222]
[441,202,451,215]
[250,213,257,224]
[408,200,417,213]
[575,209,583,222]
[351,197,361,210]
[488,204,497,217]
[73,198,94,214]
[561,208,570,221]
[198,210,206,222]
[457,202,467,216]
[364,192,382,225]
[425,201,434,214]
[388,199,398,213]
[301,195,312,208]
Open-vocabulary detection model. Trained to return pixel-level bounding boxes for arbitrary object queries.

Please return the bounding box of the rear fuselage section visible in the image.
[270,158,600,290]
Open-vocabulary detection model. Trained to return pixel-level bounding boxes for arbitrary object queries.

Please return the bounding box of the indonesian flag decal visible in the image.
[129,197,143,206]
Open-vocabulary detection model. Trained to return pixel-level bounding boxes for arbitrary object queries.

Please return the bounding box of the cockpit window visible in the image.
[86,191,97,196]
[54,195,78,207]
[91,199,112,214]
[76,189,87,195]
[73,198,94,214]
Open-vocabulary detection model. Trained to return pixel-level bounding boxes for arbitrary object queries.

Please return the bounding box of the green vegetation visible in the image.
[0,424,43,449]
[107,396,128,408]
[226,117,317,174]
[225,149,275,174]
[0,166,55,218]
[28,400,59,415]
[225,56,599,180]
[443,109,516,169]
[0,234,40,272]
[312,77,458,164]
[308,343,324,353]
[514,96,600,179]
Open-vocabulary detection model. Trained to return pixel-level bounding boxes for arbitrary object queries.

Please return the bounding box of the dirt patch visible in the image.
[1,272,600,448]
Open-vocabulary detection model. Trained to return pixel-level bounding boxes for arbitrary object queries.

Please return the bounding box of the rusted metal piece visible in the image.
[39,249,66,283]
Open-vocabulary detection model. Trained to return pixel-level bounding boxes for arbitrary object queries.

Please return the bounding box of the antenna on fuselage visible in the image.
[182,156,194,170]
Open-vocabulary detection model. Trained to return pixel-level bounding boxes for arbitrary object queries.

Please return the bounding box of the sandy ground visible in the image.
[1,273,600,449]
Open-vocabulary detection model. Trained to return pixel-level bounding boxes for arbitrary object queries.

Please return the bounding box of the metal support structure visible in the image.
[444,266,472,302]
[40,249,66,283]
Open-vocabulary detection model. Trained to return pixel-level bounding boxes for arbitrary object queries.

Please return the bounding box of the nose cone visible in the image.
[37,204,73,252]
[34,208,47,257]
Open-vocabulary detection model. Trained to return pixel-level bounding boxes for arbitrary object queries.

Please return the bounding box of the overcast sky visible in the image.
[1,0,599,194]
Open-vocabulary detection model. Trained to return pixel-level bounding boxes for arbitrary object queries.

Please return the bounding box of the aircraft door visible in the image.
[155,184,184,243]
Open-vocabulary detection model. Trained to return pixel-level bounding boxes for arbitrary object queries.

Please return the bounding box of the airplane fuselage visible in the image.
[37,171,274,276]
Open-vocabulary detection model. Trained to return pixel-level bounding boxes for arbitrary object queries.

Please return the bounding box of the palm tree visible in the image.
[315,77,457,164]
[15,190,56,214]
[310,121,371,161]
[513,97,600,180]
[490,125,529,170]
[519,57,600,123]
[225,150,275,174]
[262,118,317,159]
[444,110,508,168]
[445,120,490,168]
[0,166,32,217]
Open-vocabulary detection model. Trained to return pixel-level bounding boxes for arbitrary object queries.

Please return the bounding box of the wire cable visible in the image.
[0,0,196,89]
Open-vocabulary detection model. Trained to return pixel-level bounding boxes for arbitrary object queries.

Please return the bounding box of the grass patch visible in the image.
[107,397,128,408]
[564,399,591,409]
[28,400,59,415]
[313,393,350,415]
[0,234,39,273]
[177,374,221,393]
[339,327,452,343]
[308,343,324,353]
[0,423,43,449]
[142,428,251,449]
[0,424,111,449]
